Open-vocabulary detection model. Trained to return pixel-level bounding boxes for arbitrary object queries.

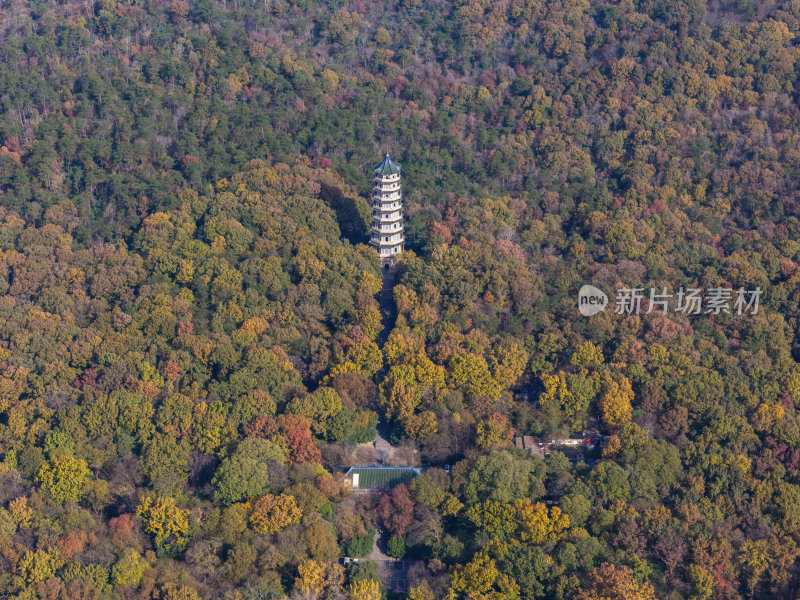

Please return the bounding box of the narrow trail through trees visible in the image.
[377,264,398,350]
[352,264,401,467]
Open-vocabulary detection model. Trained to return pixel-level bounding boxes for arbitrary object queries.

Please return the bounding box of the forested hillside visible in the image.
[3,0,800,599]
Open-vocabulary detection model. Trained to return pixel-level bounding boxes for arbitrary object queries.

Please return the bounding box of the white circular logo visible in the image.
[578,285,608,316]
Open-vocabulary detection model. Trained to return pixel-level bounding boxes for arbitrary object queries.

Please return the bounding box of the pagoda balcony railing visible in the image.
[371,224,403,233]
[373,202,401,211]
[372,200,402,212]
[375,173,400,182]
[374,191,401,201]
[371,212,402,221]
[370,241,405,251]
[370,235,405,244]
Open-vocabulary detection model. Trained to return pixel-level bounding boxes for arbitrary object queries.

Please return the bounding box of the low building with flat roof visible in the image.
[341,466,422,493]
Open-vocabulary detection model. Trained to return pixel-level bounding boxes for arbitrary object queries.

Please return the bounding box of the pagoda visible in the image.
[370,154,404,265]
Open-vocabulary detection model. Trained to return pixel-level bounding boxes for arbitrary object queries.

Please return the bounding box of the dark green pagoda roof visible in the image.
[374,154,401,175]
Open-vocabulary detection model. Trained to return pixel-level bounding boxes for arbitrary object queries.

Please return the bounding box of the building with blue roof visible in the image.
[341,466,422,493]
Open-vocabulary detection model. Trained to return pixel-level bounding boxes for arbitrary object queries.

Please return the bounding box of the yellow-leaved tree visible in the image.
[465,498,570,544]
[515,499,570,544]
[136,496,189,553]
[595,371,634,431]
[36,451,91,504]
[296,559,326,595]
[449,352,502,401]
[19,547,63,584]
[449,552,520,600]
[570,341,604,367]
[249,493,302,534]
[348,578,381,600]
[155,582,203,600]
[408,580,436,600]
[488,338,528,389]
[475,413,515,449]
[575,562,656,600]
[295,559,344,596]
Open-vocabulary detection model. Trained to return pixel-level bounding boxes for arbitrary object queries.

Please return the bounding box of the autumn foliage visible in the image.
[2,0,800,598]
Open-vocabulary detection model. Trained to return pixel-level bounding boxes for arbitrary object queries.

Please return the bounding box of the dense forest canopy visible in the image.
[3,0,800,599]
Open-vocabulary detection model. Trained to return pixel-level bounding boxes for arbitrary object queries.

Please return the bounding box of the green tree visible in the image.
[387,536,406,558]
[590,462,631,503]
[212,438,285,505]
[111,548,149,587]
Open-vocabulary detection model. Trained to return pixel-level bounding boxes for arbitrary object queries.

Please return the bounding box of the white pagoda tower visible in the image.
[370,154,404,265]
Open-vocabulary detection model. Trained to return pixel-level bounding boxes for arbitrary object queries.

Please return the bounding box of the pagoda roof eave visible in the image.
[374,154,401,175]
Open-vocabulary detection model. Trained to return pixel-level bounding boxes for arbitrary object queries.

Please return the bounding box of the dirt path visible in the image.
[368,527,391,561]
[368,532,425,593]
[352,419,396,466]
[377,264,398,350]
[353,265,429,589]
[351,265,401,466]
[373,420,394,463]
